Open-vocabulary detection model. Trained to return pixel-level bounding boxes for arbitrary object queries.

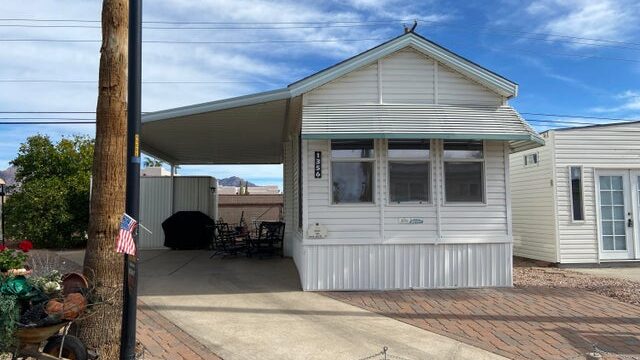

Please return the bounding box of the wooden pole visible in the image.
[79,1,128,358]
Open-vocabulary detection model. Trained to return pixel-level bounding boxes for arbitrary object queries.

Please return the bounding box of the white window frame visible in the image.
[568,165,585,223]
[387,139,432,206]
[442,140,486,205]
[329,139,376,205]
[523,152,539,167]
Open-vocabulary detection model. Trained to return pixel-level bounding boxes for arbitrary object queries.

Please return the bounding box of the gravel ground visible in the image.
[514,257,640,307]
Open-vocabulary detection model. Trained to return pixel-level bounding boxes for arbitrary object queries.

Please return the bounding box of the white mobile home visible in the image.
[141,32,542,290]
[511,122,640,264]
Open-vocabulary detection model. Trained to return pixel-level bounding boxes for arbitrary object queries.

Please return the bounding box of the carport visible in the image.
[141,88,296,254]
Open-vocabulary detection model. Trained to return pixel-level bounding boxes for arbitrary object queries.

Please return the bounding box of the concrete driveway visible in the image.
[138,250,504,360]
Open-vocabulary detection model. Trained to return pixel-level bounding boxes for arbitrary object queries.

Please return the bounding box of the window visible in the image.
[331,140,375,204]
[570,166,584,221]
[443,141,484,203]
[388,139,430,203]
[524,153,539,166]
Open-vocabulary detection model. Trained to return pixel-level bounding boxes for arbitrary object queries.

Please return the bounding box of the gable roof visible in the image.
[288,32,518,98]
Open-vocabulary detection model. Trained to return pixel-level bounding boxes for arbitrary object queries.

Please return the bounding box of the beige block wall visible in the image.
[218,194,284,229]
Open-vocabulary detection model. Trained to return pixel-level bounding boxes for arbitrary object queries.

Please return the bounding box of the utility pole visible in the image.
[120,0,142,358]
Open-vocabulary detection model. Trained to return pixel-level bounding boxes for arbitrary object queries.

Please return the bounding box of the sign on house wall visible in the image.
[314,151,322,179]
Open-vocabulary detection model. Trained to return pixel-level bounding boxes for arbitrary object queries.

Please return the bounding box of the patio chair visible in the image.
[249,221,285,259]
[209,222,247,258]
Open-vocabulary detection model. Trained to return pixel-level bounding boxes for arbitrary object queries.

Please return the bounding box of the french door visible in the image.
[596,170,638,260]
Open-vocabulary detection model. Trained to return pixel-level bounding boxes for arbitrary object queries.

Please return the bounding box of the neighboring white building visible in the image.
[141,166,171,177]
[141,32,542,290]
[511,122,640,264]
[218,185,281,195]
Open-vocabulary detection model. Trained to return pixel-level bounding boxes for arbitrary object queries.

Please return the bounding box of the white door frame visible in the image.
[632,171,640,259]
[595,169,635,260]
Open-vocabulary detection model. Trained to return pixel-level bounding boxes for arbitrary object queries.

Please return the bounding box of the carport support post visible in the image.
[120,0,142,358]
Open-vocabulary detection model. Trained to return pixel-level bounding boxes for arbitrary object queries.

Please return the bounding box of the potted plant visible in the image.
[0,240,33,276]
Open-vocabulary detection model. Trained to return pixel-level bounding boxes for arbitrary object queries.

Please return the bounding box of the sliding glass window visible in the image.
[331,140,375,204]
[443,141,484,203]
[388,140,430,203]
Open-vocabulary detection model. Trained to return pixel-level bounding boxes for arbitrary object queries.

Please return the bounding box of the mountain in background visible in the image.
[218,176,257,187]
[0,166,16,186]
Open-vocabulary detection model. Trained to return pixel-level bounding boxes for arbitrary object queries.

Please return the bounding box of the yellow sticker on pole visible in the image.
[134,134,140,157]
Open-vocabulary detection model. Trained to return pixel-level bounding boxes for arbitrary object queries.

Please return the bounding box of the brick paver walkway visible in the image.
[137,301,222,360]
[325,287,640,360]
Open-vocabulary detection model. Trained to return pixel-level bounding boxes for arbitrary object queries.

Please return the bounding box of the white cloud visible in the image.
[590,90,640,114]
[526,0,640,48]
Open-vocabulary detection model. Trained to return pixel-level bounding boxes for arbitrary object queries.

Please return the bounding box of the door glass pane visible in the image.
[603,236,614,250]
[614,221,625,236]
[613,191,624,204]
[601,206,612,220]
[612,176,623,190]
[613,206,625,219]
[601,192,612,205]
[602,221,613,235]
[600,176,611,190]
[615,236,627,250]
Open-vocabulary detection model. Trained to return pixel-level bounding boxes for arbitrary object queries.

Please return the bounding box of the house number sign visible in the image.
[314,151,322,178]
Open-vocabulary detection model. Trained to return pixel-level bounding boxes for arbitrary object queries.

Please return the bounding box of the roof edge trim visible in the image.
[302,133,543,143]
[142,88,291,123]
[289,33,518,98]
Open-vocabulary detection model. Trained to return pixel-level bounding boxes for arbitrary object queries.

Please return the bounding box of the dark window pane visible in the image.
[388,139,430,159]
[389,162,429,203]
[571,166,584,220]
[443,141,483,159]
[332,162,373,203]
[331,139,374,158]
[444,162,483,202]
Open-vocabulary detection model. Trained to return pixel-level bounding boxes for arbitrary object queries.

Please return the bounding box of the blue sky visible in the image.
[1,0,639,189]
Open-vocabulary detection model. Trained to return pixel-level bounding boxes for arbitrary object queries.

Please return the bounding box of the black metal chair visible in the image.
[209,222,247,258]
[249,221,285,259]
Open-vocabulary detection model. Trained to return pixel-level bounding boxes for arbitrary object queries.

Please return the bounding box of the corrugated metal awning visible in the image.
[301,104,543,152]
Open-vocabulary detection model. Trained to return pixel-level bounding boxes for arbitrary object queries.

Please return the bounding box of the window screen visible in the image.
[388,140,430,203]
[443,141,484,203]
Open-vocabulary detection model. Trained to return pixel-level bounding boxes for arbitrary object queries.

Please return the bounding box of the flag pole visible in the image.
[121,0,142,358]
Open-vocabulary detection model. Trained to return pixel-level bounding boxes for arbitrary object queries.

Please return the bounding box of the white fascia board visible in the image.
[289,33,517,98]
[142,88,291,123]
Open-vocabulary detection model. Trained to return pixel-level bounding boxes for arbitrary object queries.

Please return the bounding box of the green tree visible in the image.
[143,157,162,168]
[4,135,93,248]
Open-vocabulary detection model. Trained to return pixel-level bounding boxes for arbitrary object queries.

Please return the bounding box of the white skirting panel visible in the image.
[299,242,512,291]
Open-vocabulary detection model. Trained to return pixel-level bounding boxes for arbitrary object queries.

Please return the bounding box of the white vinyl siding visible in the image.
[553,123,640,263]
[437,63,503,106]
[304,47,503,107]
[509,134,558,262]
[304,139,508,243]
[380,48,435,103]
[305,63,379,105]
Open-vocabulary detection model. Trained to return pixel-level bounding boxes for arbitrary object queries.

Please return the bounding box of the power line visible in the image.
[3,37,639,63]
[3,17,640,48]
[0,79,272,84]
[521,112,639,122]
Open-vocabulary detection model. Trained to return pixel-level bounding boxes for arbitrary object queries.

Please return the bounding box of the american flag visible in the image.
[116,213,137,256]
